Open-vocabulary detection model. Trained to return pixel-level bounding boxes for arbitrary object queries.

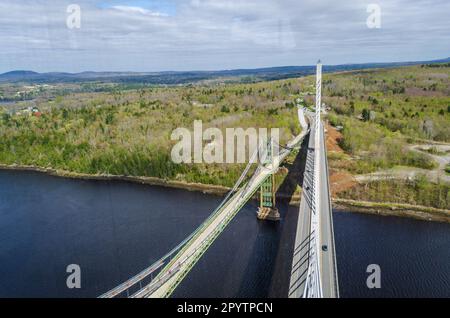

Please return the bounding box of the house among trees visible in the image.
[17,106,41,117]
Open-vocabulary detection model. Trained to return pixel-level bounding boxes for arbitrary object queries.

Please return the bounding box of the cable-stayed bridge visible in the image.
[100,61,338,299]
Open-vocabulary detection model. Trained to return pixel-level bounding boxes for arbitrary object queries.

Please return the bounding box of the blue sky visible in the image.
[0,0,449,73]
[97,0,177,16]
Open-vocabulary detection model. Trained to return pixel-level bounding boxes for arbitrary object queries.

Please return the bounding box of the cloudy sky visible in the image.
[0,0,449,73]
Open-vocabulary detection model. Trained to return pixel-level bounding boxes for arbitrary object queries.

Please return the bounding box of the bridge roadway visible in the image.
[133,128,310,298]
[288,121,339,298]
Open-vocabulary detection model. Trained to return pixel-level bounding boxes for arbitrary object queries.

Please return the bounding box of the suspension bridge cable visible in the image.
[100,144,261,298]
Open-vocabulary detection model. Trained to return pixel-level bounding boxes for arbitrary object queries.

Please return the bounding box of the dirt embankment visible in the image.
[325,123,344,153]
[325,124,357,196]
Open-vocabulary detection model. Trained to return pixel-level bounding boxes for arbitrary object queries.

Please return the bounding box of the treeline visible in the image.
[0,77,304,187]
[422,63,450,68]
[341,177,450,210]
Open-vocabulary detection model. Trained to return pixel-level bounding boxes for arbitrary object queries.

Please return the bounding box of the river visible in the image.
[0,170,448,298]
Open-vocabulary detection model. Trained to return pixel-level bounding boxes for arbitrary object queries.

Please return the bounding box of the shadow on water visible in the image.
[236,214,280,297]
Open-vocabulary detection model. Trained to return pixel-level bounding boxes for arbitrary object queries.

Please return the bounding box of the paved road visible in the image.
[289,122,338,298]
[288,130,314,297]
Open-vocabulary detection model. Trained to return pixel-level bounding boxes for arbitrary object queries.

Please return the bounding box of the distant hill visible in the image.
[0,70,39,80]
[1,57,449,85]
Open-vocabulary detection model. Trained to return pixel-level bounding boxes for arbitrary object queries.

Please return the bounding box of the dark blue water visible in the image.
[0,170,448,298]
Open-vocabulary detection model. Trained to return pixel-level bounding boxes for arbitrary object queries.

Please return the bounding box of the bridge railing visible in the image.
[100,141,269,298]
[100,108,311,298]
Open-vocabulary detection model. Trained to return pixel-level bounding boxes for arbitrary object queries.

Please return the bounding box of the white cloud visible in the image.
[111,5,168,17]
[0,0,448,72]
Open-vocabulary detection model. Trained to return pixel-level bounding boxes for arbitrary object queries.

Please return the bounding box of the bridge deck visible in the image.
[289,122,338,298]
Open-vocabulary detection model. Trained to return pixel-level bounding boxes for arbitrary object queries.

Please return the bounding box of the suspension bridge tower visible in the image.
[257,138,281,221]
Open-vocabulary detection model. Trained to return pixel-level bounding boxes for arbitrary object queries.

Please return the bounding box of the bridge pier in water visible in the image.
[256,174,280,221]
[257,138,280,221]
